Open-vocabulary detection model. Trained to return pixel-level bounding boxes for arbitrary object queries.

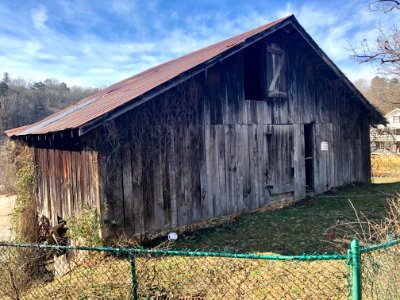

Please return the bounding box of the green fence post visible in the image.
[129,251,138,300]
[351,239,362,300]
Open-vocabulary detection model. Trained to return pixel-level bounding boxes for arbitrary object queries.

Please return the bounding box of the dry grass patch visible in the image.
[17,250,348,300]
[371,154,400,179]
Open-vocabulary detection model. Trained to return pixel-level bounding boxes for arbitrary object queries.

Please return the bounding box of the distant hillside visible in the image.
[0,73,99,137]
[353,76,400,115]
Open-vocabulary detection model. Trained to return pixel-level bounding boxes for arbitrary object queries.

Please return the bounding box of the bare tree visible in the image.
[352,1,400,76]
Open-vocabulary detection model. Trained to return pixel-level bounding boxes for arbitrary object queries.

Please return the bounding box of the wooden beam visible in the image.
[268,54,285,94]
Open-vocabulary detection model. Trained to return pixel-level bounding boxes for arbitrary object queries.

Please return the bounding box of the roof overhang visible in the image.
[5,15,386,139]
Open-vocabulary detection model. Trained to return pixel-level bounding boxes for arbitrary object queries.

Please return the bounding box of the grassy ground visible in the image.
[20,253,348,300]
[167,154,400,255]
[171,182,398,254]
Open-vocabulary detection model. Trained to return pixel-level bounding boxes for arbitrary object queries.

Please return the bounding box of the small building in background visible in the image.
[6,15,385,237]
[371,108,400,154]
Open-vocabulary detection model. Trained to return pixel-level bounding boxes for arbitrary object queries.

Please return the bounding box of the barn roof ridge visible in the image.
[6,14,385,138]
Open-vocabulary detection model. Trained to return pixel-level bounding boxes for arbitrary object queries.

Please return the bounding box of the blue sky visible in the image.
[0,0,395,87]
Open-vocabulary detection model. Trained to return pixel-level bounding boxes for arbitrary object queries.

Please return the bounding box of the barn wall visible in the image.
[31,29,373,234]
[97,75,207,234]
[35,144,100,226]
[97,29,372,235]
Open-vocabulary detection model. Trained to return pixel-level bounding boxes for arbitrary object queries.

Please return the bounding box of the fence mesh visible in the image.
[134,254,348,299]
[361,242,400,300]
[0,243,350,300]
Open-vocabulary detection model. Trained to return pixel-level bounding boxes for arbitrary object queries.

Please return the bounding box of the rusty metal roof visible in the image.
[6,16,292,137]
[5,14,385,137]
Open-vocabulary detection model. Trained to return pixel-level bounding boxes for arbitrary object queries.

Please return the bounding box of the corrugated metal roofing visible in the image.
[5,14,385,137]
[6,16,291,137]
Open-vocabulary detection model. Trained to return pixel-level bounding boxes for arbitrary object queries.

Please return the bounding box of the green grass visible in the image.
[171,182,400,255]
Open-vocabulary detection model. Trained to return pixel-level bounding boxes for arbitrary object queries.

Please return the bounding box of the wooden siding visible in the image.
[35,147,100,225]
[95,31,372,235]
[33,29,373,235]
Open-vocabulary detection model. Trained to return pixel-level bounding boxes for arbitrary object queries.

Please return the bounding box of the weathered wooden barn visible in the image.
[6,15,385,236]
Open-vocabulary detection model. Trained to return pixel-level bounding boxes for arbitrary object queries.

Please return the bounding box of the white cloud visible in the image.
[0,0,387,88]
[31,6,48,31]
[341,63,378,82]
[87,67,115,74]
[276,2,294,18]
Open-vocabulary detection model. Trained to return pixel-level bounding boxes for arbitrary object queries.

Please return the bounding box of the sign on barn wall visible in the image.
[321,142,329,151]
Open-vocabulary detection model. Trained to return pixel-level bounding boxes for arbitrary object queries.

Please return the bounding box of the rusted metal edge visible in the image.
[17,98,98,136]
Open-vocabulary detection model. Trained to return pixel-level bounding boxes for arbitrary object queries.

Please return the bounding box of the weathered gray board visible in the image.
[33,30,372,235]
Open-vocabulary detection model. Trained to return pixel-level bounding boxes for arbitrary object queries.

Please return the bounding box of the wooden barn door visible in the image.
[313,123,335,194]
[267,125,294,195]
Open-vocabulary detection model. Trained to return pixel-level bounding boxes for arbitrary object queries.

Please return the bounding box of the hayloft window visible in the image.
[243,43,263,101]
[267,44,287,98]
[394,116,399,123]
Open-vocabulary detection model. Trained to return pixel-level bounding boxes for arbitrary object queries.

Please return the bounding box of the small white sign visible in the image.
[321,141,329,151]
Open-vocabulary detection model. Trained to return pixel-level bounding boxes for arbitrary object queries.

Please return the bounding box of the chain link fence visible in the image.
[0,240,398,299]
[360,240,400,300]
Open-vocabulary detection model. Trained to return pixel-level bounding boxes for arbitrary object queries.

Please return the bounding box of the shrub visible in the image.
[66,202,103,247]
[12,145,38,243]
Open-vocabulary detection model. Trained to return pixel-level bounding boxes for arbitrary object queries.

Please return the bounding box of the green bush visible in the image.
[66,202,103,246]
[12,146,38,243]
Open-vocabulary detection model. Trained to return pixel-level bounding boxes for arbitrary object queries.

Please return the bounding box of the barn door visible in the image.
[267,125,294,195]
[313,123,335,194]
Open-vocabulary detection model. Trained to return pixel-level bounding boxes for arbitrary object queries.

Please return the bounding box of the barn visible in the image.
[6,15,385,237]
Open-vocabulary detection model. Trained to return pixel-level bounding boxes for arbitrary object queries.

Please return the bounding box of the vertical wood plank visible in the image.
[259,125,270,206]
[168,129,178,228]
[191,123,202,223]
[204,125,214,218]
[234,125,244,211]
[178,127,189,226]
[240,125,251,211]
[161,134,172,229]
[122,145,134,232]
[209,126,220,217]
[248,125,259,209]
[293,124,306,200]
[217,125,227,216]
[131,138,144,235]
[224,124,233,214]
[153,138,164,230]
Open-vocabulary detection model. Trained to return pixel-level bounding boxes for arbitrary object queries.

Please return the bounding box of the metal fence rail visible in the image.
[0,240,398,299]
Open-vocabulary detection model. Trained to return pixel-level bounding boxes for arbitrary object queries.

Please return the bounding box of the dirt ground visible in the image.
[0,194,15,240]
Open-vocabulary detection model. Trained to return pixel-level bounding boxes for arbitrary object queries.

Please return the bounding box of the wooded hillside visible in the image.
[0,73,98,193]
[354,76,400,114]
[0,72,98,138]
